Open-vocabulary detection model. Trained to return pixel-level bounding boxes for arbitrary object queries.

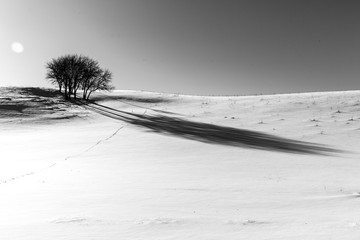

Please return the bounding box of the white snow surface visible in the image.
[1,87,360,239]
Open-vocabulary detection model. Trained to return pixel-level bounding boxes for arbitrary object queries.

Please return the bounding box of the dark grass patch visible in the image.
[18,87,62,98]
[0,104,27,112]
[0,87,87,123]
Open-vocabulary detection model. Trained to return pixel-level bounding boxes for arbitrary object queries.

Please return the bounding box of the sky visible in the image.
[0,0,359,95]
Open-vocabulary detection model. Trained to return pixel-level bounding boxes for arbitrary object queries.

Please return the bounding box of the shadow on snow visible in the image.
[18,87,62,98]
[91,94,173,104]
[79,101,342,155]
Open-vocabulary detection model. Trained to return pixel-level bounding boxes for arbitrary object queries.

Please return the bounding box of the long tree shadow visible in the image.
[89,94,181,116]
[91,94,173,104]
[80,101,342,155]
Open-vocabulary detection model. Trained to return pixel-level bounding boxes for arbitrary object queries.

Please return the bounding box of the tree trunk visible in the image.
[68,85,72,99]
[64,85,68,100]
[86,91,93,100]
[83,88,87,100]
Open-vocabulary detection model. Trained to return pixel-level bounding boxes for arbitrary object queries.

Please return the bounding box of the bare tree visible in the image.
[68,55,86,99]
[80,57,103,100]
[45,57,65,94]
[45,54,114,100]
[46,55,75,99]
[83,68,114,100]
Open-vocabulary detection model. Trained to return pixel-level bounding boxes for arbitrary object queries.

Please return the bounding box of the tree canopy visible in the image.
[45,54,114,100]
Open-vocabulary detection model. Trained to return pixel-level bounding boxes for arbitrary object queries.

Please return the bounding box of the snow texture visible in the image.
[1,87,360,239]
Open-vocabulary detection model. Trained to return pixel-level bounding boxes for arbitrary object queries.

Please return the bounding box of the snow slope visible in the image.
[1,87,360,239]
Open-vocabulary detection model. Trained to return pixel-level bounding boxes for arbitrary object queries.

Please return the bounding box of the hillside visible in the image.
[1,87,360,239]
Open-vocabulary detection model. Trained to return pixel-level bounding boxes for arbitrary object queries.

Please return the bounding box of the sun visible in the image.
[11,42,24,53]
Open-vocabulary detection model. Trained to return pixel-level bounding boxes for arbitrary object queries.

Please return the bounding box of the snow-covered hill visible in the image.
[1,87,360,239]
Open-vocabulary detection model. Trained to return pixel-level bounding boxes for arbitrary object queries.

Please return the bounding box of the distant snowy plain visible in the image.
[1,87,360,239]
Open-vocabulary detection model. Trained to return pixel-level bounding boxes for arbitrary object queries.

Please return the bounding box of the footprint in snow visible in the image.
[225,219,269,226]
[51,217,105,225]
[349,222,360,228]
[51,217,87,224]
[136,218,186,225]
[309,192,360,200]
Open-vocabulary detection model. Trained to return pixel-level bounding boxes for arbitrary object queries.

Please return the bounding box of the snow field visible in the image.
[1,88,360,239]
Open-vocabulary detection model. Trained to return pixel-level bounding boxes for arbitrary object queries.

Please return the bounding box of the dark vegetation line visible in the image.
[78,100,343,155]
